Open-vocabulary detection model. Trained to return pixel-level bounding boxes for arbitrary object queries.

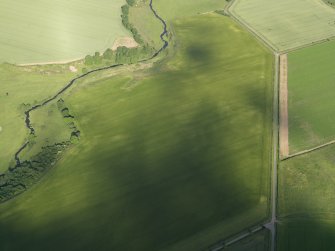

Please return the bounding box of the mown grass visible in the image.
[0,64,78,172]
[287,40,335,153]
[0,14,273,250]
[0,0,130,64]
[231,0,335,51]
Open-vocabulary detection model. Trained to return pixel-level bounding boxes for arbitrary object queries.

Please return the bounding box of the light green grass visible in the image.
[0,64,77,172]
[279,145,335,217]
[287,40,335,153]
[230,0,335,51]
[0,14,273,250]
[278,219,335,251]
[0,0,129,64]
[279,145,335,249]
[129,1,163,49]
[155,0,227,20]
[19,103,74,161]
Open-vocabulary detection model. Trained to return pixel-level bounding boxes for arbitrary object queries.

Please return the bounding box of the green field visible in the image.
[155,0,226,20]
[0,14,273,250]
[129,1,163,49]
[0,63,78,173]
[278,144,335,250]
[279,145,335,217]
[287,40,335,153]
[278,219,335,251]
[225,230,269,251]
[0,0,130,64]
[324,0,335,7]
[230,0,335,51]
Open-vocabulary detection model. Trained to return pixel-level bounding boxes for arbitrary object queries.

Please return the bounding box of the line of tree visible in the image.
[121,4,143,44]
[0,99,80,203]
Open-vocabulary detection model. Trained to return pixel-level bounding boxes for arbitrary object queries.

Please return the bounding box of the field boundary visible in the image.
[226,2,278,52]
[279,54,289,158]
[282,139,335,161]
[229,0,335,54]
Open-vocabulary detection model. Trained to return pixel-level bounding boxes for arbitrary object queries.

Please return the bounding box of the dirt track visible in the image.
[279,54,289,158]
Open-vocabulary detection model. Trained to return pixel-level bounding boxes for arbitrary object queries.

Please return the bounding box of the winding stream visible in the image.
[13,0,169,167]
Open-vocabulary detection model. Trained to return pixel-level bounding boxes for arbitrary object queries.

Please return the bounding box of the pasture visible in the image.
[0,63,77,173]
[129,1,163,50]
[286,40,335,153]
[279,144,335,217]
[0,14,273,251]
[0,0,129,64]
[230,0,335,51]
[278,219,335,251]
[226,230,269,251]
[155,0,226,20]
[278,144,335,250]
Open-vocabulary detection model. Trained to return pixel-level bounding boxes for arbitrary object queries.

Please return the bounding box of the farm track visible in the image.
[207,3,281,251]
[13,0,168,167]
[282,139,335,161]
[279,54,289,158]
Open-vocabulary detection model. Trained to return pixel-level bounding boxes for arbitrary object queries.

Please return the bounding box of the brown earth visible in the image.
[112,36,139,51]
[279,54,289,158]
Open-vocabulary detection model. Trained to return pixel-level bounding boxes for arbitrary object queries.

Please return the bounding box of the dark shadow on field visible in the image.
[277,218,335,251]
[278,152,335,251]
[186,45,213,63]
[0,99,264,251]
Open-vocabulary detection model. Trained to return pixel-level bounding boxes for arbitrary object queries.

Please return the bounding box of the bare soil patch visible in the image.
[112,36,139,51]
[279,54,289,158]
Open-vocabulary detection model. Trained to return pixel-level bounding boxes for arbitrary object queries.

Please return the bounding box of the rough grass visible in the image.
[230,0,335,51]
[324,0,335,7]
[287,40,335,153]
[225,230,270,251]
[0,0,130,64]
[279,144,335,218]
[129,1,163,49]
[278,219,335,251]
[0,14,273,250]
[155,0,227,20]
[278,144,335,249]
[0,64,77,172]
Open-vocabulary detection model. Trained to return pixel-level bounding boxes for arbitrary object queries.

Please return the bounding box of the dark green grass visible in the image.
[225,230,270,251]
[324,0,335,7]
[0,14,273,251]
[287,40,335,153]
[279,144,335,217]
[278,219,335,251]
[0,63,78,172]
[279,145,335,249]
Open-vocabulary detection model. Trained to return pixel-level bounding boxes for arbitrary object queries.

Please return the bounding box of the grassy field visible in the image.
[0,63,78,173]
[230,0,335,51]
[324,0,335,7]
[279,144,335,217]
[129,1,163,50]
[0,0,130,64]
[225,230,269,251]
[278,144,335,250]
[155,0,226,20]
[0,14,273,250]
[278,219,335,251]
[287,40,335,153]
